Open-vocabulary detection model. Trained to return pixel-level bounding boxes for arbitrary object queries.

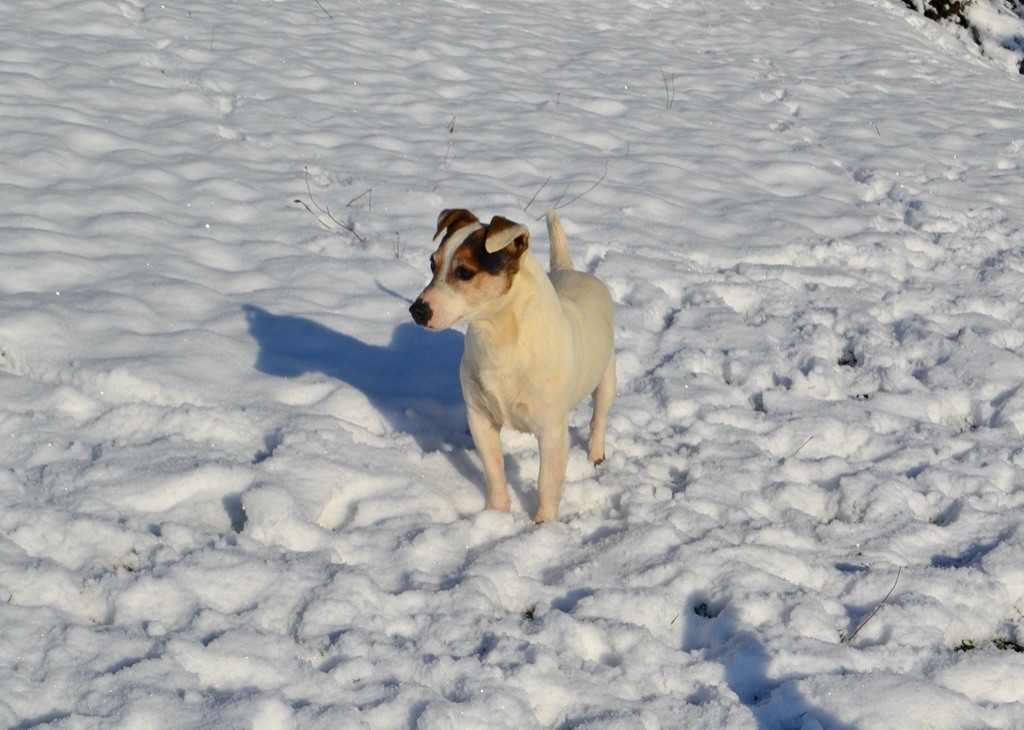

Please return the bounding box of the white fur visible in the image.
[412,210,615,523]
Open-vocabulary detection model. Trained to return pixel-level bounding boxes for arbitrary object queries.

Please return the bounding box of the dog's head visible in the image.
[409,209,530,330]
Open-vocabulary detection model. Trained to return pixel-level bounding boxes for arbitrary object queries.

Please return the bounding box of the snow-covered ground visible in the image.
[3,0,1024,726]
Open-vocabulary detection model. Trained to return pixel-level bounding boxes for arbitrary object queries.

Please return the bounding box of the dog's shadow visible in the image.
[242,305,492,491]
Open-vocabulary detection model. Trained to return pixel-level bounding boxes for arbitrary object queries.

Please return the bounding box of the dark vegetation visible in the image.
[905,0,972,25]
[901,0,1024,73]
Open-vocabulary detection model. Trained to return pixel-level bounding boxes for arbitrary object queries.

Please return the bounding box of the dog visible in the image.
[410,209,615,522]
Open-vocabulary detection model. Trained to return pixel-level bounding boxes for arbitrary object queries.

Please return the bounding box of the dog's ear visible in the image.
[484,216,530,255]
[434,209,479,241]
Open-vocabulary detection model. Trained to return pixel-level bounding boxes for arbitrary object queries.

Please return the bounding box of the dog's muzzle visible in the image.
[409,298,432,327]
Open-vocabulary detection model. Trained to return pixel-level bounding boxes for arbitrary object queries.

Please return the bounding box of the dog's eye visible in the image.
[454,265,476,281]
[429,257,437,273]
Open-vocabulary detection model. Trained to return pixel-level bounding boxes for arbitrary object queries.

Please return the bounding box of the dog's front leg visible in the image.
[466,405,510,512]
[533,419,569,523]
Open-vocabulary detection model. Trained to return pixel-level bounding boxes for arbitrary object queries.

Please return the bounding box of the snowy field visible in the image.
[3,0,1024,726]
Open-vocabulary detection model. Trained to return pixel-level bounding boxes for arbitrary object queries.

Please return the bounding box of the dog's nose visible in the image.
[410,298,432,327]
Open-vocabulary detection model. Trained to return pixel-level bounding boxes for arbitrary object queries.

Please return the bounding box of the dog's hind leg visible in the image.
[467,406,510,512]
[588,357,616,465]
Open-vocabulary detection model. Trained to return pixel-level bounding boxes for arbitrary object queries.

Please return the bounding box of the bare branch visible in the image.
[842,567,903,644]
[540,183,572,220]
[523,176,552,213]
[554,160,609,210]
[313,0,333,19]
[296,167,365,243]
[660,66,676,110]
[293,199,331,230]
[789,436,814,459]
[346,188,373,211]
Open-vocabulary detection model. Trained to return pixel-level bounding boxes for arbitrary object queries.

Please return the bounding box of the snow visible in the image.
[3,0,1024,726]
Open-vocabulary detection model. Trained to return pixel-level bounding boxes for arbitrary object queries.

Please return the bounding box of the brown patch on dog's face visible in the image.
[413,211,530,329]
[445,226,526,303]
[434,209,480,242]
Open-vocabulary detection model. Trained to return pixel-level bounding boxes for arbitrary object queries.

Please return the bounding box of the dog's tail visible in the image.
[546,209,574,271]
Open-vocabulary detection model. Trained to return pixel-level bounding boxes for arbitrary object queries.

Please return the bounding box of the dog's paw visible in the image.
[532,505,559,524]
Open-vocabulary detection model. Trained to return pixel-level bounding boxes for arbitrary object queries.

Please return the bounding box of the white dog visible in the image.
[410,209,615,522]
